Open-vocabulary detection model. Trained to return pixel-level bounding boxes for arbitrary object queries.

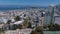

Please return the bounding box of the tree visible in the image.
[7,20,11,24]
[35,26,43,34]
[48,24,53,31]
[48,24,60,31]
[23,19,29,28]
[14,16,21,21]
[31,26,43,34]
[31,30,39,34]
[17,24,22,29]
[35,26,43,32]
[28,22,31,28]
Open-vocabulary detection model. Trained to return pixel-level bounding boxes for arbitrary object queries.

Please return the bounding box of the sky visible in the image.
[0,0,59,6]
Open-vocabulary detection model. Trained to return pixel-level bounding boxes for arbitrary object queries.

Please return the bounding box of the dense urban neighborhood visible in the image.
[0,5,60,34]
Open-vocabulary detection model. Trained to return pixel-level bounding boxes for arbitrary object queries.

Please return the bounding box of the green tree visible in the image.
[7,20,11,24]
[48,24,60,31]
[35,26,43,32]
[31,30,39,34]
[35,26,43,34]
[14,16,20,21]
[17,24,22,29]
[48,24,55,31]
[31,26,43,34]
[23,19,29,27]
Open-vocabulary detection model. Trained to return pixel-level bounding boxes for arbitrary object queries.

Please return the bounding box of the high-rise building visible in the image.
[49,4,55,24]
[44,4,55,25]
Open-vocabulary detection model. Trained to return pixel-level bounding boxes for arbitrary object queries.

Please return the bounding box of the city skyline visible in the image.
[0,0,59,6]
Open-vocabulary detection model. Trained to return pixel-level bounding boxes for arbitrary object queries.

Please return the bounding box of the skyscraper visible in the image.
[44,4,55,25]
[49,4,55,24]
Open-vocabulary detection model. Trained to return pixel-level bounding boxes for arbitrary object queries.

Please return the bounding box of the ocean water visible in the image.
[0,5,48,11]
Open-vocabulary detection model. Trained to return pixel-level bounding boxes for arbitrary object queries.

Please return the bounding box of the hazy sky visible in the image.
[0,0,59,6]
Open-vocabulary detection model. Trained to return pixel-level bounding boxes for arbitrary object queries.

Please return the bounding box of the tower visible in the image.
[49,4,55,24]
[44,4,55,25]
